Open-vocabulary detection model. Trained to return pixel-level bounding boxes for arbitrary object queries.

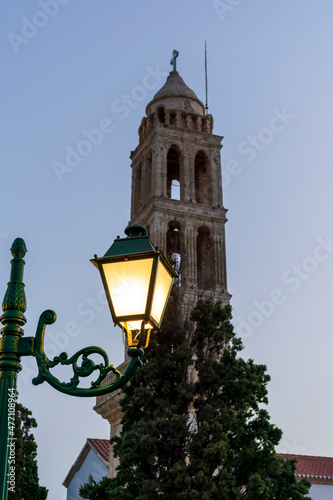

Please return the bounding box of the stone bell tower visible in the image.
[94,53,230,478]
[129,56,230,318]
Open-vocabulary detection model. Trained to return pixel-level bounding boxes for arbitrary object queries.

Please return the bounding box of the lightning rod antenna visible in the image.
[205,41,209,115]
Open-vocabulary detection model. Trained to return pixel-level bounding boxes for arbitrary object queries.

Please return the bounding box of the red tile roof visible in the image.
[83,446,333,481]
[277,454,333,480]
[87,438,110,463]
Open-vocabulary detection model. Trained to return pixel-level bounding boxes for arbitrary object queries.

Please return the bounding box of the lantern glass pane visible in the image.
[120,319,154,331]
[151,260,173,326]
[102,258,154,317]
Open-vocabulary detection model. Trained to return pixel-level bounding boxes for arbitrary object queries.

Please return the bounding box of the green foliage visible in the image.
[80,477,116,500]
[80,297,311,500]
[8,399,48,500]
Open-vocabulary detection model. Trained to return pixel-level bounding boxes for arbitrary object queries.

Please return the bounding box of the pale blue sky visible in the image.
[1,2,333,499]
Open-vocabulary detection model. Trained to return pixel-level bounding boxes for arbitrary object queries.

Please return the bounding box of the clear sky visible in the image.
[1,1,333,499]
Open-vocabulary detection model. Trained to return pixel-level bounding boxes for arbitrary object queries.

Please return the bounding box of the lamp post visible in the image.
[0,225,176,500]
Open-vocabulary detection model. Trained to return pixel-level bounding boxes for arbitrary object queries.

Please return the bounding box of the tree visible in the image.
[8,398,48,500]
[80,297,311,499]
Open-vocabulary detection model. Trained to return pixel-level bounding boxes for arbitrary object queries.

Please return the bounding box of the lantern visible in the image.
[91,225,176,348]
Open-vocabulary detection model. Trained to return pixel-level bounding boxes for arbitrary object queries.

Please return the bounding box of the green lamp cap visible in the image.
[103,225,155,258]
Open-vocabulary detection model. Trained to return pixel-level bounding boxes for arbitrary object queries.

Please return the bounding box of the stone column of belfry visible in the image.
[94,56,231,479]
[184,147,195,201]
[154,137,163,196]
[184,224,197,287]
[210,149,222,206]
[215,230,224,288]
[156,215,167,252]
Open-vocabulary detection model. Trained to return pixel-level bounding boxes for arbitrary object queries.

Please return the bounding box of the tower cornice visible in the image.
[131,196,228,228]
[130,127,223,163]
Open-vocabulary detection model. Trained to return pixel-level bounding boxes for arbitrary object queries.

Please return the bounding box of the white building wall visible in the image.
[66,448,108,500]
[309,483,333,500]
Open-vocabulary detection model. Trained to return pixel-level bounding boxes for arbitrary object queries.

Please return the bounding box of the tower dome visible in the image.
[146,70,205,116]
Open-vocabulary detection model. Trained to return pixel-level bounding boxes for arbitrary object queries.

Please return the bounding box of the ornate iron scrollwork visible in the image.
[32,310,143,397]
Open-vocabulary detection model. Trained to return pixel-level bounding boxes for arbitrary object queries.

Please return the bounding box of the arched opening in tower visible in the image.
[171,180,180,200]
[195,151,211,205]
[170,112,177,126]
[181,112,187,128]
[157,106,165,124]
[197,226,215,290]
[167,147,181,200]
[167,221,181,283]
[133,163,142,215]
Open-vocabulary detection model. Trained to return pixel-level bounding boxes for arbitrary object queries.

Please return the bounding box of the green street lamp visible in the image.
[91,224,176,349]
[0,225,176,500]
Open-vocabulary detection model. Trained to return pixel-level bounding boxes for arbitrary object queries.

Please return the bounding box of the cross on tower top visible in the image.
[170,49,179,71]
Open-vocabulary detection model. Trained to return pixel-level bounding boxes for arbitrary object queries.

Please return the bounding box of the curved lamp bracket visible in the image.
[32,310,143,397]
